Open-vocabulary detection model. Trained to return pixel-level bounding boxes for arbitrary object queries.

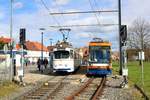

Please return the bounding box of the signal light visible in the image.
[19,28,26,46]
[120,25,127,42]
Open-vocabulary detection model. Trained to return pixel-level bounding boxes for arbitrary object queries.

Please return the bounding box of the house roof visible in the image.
[0,37,11,44]
[16,41,48,51]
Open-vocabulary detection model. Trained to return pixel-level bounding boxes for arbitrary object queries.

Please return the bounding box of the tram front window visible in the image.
[89,46,110,63]
[54,51,69,59]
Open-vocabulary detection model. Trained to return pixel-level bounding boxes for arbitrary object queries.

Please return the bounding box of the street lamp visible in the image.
[10,0,14,81]
[39,28,45,61]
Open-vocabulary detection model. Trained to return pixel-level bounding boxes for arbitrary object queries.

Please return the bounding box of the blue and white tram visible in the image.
[52,42,81,73]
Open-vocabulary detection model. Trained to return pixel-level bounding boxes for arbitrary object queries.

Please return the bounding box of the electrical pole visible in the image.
[10,0,13,81]
[118,0,122,75]
[41,32,43,60]
[39,28,45,60]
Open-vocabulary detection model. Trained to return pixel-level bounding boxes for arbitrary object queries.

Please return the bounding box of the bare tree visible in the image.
[128,18,150,50]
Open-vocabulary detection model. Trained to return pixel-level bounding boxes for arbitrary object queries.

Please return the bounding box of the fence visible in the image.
[0,54,11,84]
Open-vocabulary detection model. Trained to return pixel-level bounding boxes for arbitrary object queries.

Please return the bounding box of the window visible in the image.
[89,46,110,63]
[70,50,73,58]
[54,51,69,59]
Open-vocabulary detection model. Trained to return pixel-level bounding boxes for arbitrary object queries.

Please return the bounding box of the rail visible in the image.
[65,78,94,100]
[17,76,68,100]
[91,77,106,100]
[65,77,106,100]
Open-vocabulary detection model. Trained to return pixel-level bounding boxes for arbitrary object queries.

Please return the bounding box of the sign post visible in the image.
[139,51,145,87]
[18,45,24,83]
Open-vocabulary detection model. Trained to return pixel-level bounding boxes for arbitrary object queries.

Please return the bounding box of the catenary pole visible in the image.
[39,28,45,60]
[118,0,122,75]
[10,0,13,81]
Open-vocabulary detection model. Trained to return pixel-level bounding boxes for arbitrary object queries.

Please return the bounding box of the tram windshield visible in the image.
[54,51,70,59]
[89,46,110,63]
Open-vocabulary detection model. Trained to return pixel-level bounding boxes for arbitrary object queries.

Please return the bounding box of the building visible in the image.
[16,41,49,64]
[78,47,89,65]
[0,36,11,50]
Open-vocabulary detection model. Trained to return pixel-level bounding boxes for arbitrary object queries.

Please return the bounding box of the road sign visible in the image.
[139,51,145,60]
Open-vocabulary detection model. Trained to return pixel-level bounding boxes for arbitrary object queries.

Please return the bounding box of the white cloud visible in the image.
[122,0,150,25]
[14,2,24,9]
[2,0,150,50]
[54,0,70,6]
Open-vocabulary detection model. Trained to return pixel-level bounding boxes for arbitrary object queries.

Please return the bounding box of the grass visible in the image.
[112,61,150,98]
[0,81,19,97]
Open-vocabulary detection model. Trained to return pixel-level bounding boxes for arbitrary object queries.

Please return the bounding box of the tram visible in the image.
[87,38,112,76]
[52,41,81,73]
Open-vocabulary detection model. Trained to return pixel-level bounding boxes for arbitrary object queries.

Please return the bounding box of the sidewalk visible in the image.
[23,65,53,85]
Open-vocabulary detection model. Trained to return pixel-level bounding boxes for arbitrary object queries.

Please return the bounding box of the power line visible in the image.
[52,0,66,22]
[49,10,118,15]
[93,0,102,17]
[49,24,118,28]
[40,0,62,28]
[88,0,101,25]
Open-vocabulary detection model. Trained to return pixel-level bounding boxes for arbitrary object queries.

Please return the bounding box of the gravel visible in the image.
[0,65,143,100]
[99,75,143,100]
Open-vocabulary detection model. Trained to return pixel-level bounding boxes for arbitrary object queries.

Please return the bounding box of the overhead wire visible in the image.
[50,10,118,15]
[40,0,62,29]
[93,0,102,17]
[40,0,118,31]
[52,0,70,37]
[52,0,66,22]
[88,0,101,25]
[49,24,118,28]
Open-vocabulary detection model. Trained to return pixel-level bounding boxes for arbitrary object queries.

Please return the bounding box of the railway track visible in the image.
[17,75,68,100]
[65,77,106,100]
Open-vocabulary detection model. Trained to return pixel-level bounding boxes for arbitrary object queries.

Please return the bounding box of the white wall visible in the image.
[25,50,49,63]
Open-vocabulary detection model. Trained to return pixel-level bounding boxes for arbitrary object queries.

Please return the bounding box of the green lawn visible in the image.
[113,61,150,98]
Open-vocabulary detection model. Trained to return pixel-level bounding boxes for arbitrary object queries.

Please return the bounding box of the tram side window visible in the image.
[70,50,73,59]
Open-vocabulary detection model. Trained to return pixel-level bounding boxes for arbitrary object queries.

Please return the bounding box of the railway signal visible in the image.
[120,25,127,45]
[19,28,26,47]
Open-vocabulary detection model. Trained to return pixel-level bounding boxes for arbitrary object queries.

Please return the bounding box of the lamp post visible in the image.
[39,28,45,61]
[49,38,53,46]
[10,0,14,81]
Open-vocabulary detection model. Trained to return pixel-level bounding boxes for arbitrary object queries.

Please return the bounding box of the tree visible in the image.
[0,41,5,50]
[128,18,150,50]
[128,18,150,61]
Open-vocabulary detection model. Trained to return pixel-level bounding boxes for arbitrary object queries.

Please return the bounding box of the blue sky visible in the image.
[0,0,150,51]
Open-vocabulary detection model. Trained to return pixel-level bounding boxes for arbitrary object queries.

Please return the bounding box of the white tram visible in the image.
[52,41,81,73]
